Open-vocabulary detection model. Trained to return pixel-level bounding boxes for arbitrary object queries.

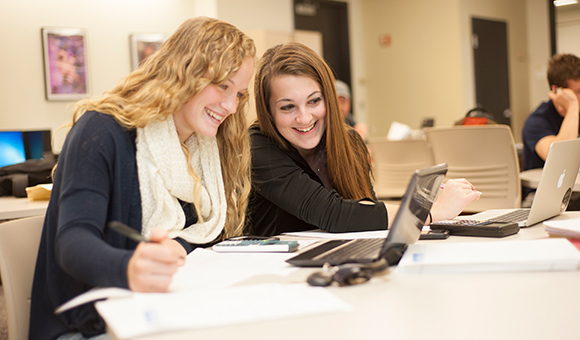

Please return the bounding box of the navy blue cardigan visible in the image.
[29,111,197,339]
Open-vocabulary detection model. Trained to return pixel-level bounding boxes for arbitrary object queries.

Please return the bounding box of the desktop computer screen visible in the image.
[0,130,53,168]
[0,131,26,167]
[23,130,53,160]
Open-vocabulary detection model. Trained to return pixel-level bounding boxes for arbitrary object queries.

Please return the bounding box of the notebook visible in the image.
[285,163,448,267]
[448,138,580,228]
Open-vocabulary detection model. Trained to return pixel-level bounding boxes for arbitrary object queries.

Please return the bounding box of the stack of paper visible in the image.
[56,248,352,339]
[396,238,580,274]
[544,218,580,239]
[95,283,351,339]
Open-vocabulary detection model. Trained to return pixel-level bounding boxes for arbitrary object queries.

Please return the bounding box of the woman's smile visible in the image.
[294,121,317,133]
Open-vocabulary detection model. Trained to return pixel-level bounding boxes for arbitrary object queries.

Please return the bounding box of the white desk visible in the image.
[0,196,48,220]
[107,212,580,340]
[520,168,580,191]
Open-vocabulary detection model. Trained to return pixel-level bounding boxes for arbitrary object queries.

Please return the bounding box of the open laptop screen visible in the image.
[0,131,26,168]
[285,163,448,267]
[379,163,448,259]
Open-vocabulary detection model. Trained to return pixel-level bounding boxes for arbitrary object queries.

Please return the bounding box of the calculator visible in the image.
[212,239,299,253]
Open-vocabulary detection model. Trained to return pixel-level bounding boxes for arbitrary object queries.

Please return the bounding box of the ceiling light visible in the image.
[554,0,578,7]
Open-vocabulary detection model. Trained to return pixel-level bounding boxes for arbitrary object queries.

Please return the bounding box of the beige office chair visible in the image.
[424,125,521,213]
[0,215,44,340]
[368,137,435,199]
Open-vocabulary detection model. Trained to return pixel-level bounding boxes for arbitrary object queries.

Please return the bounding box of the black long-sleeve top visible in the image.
[247,125,389,236]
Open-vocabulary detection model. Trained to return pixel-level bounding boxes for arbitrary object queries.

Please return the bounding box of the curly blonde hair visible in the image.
[71,17,255,240]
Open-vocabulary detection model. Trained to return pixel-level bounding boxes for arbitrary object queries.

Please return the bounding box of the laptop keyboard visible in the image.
[433,219,491,226]
[489,208,530,223]
[433,208,531,227]
[313,238,384,261]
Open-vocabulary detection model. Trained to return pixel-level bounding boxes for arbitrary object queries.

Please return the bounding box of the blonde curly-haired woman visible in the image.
[30,17,255,339]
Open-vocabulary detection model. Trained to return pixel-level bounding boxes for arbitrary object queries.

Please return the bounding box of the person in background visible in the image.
[248,42,480,237]
[522,53,580,208]
[523,53,580,171]
[335,79,369,141]
[29,17,255,340]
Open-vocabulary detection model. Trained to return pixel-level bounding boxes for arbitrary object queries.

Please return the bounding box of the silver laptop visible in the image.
[452,138,580,227]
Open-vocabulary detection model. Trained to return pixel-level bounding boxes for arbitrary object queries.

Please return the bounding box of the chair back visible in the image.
[424,125,521,213]
[0,215,44,340]
[368,137,434,199]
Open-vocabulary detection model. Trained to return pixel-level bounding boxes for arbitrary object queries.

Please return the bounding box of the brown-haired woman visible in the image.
[30,17,255,339]
[249,42,479,236]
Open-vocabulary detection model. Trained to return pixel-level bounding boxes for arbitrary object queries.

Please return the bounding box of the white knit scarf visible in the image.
[136,114,226,244]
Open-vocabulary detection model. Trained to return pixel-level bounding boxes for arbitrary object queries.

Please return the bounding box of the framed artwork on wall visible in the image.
[41,27,90,101]
[130,33,166,71]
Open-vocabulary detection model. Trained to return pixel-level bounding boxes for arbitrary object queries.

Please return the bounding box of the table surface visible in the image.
[0,196,49,220]
[111,212,580,340]
[520,168,580,191]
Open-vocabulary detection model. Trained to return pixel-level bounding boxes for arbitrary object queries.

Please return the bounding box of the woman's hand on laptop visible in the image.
[430,179,481,222]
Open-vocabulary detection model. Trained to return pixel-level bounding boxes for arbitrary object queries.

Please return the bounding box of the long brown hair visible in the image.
[254,42,373,199]
[71,17,256,239]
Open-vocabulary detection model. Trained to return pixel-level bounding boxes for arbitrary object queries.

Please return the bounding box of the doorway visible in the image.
[293,0,352,87]
[472,17,511,126]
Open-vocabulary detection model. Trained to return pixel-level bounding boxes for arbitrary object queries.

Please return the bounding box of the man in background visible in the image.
[335,80,368,141]
[522,53,580,208]
[522,53,580,171]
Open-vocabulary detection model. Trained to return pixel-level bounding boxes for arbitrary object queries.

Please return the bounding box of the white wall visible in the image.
[362,0,465,136]
[527,0,552,121]
[358,0,543,142]
[218,0,369,126]
[0,0,198,151]
[556,4,580,56]
[0,0,552,150]
[217,0,293,32]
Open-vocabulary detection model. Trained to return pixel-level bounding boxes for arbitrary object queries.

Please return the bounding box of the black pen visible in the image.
[108,221,151,243]
[108,221,187,262]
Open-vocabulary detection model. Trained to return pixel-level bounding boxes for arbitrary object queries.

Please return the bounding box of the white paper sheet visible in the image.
[544,218,580,238]
[386,121,412,140]
[56,248,303,313]
[396,238,580,274]
[55,287,132,314]
[95,283,352,339]
[169,248,299,291]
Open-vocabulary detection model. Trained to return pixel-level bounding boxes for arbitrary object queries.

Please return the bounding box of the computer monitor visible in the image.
[0,131,26,167]
[0,130,54,168]
[22,130,53,161]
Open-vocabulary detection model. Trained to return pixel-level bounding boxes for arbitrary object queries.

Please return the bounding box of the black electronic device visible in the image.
[419,228,450,240]
[286,163,448,267]
[429,221,519,237]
